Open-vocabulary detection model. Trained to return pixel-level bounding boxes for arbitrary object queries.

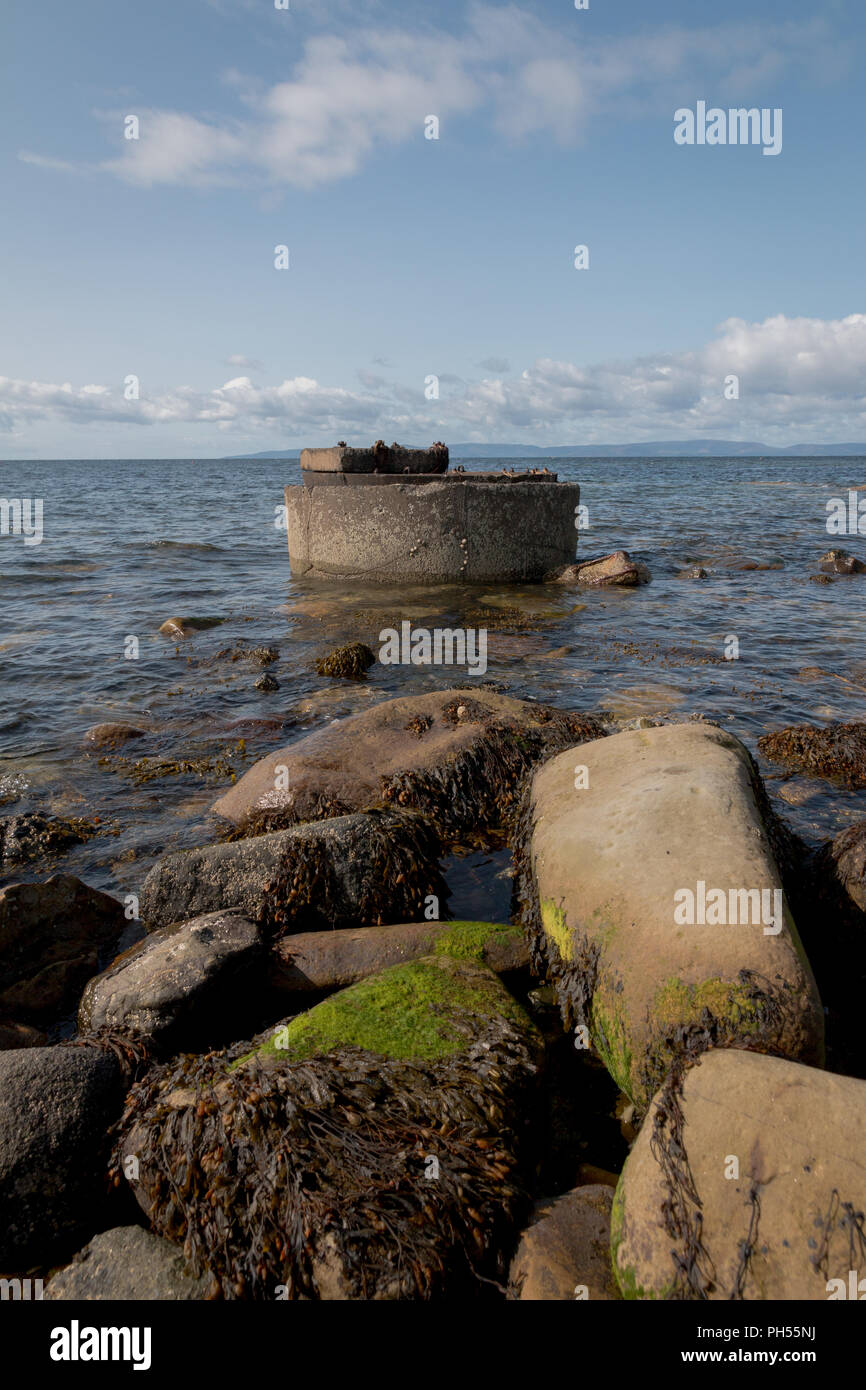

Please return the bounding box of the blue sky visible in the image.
[1,0,864,456]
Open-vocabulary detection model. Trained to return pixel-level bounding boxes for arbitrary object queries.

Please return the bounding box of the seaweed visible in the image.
[314,643,376,681]
[758,721,866,788]
[110,1019,540,1300]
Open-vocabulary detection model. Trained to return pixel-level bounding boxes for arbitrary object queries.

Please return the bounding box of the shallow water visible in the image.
[1,455,865,901]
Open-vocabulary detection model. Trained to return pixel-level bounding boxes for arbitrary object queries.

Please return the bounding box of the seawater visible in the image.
[1,455,865,900]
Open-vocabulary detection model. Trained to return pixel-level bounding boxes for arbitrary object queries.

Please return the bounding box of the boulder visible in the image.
[78,910,264,1049]
[0,876,125,1023]
[612,1050,866,1300]
[758,721,866,788]
[158,616,223,640]
[211,688,605,835]
[116,954,541,1299]
[0,1043,127,1267]
[549,551,651,587]
[508,1185,619,1300]
[314,642,376,680]
[139,808,447,936]
[819,548,866,575]
[271,919,529,996]
[44,1226,216,1301]
[0,1019,46,1050]
[519,723,823,1109]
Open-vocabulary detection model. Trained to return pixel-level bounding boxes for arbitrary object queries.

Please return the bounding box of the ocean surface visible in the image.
[2,455,865,910]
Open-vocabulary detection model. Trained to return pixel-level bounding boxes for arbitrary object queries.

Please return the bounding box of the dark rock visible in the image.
[218,644,279,667]
[676,565,708,580]
[0,1043,127,1267]
[44,1226,216,1301]
[0,811,94,866]
[254,673,279,692]
[508,1185,619,1300]
[815,820,866,916]
[140,808,447,936]
[158,616,223,640]
[79,910,264,1049]
[0,1019,47,1050]
[819,548,866,575]
[0,876,125,1023]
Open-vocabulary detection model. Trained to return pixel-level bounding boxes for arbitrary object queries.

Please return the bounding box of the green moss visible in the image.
[610,1173,671,1301]
[433,920,522,961]
[590,985,633,1096]
[233,956,534,1068]
[652,976,763,1037]
[540,897,572,962]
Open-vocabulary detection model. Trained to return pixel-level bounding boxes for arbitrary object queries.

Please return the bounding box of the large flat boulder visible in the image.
[212,688,604,835]
[0,876,125,1023]
[508,1185,620,1300]
[139,808,446,935]
[0,1043,127,1267]
[521,723,823,1108]
[613,1050,866,1300]
[271,919,529,996]
[44,1226,216,1301]
[116,955,542,1299]
[78,910,264,1050]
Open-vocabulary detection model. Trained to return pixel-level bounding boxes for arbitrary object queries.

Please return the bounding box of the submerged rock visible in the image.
[314,641,376,681]
[758,720,866,788]
[815,820,866,916]
[675,565,708,580]
[79,910,264,1050]
[517,723,823,1109]
[158,616,223,640]
[254,673,279,692]
[819,548,866,575]
[115,955,542,1299]
[548,551,651,587]
[271,919,529,997]
[613,1050,866,1300]
[0,1043,127,1267]
[139,808,447,935]
[508,1185,619,1301]
[83,723,148,750]
[211,688,605,837]
[44,1226,216,1301]
[0,876,125,1023]
[0,811,94,866]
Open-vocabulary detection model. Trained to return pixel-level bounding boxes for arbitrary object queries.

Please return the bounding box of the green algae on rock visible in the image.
[515,723,823,1111]
[113,955,542,1300]
[270,919,528,997]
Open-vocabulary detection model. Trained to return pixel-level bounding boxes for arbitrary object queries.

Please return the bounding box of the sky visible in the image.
[1,0,864,457]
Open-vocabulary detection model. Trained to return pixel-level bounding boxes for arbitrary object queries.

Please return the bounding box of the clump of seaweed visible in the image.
[261,806,449,939]
[0,811,97,865]
[405,714,433,739]
[217,645,280,667]
[110,1021,540,1299]
[100,740,250,787]
[758,721,866,788]
[381,706,606,841]
[314,642,376,681]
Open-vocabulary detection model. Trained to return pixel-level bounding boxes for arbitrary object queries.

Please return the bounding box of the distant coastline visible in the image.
[225,440,866,461]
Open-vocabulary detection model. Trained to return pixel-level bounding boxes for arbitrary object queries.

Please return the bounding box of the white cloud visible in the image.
[19,8,848,189]
[3,315,866,447]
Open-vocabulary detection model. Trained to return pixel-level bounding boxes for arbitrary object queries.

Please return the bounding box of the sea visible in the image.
[1,455,865,913]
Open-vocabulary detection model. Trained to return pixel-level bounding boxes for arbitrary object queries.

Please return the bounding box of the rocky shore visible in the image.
[2,679,866,1301]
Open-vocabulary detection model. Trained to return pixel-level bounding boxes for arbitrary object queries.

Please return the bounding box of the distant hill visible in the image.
[227,440,866,460]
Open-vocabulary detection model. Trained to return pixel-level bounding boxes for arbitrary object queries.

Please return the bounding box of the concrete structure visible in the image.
[286,443,580,583]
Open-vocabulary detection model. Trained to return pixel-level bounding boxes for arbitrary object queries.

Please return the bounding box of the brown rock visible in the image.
[613,1050,866,1300]
[509,1186,620,1300]
[819,548,866,575]
[211,687,605,834]
[0,1019,46,1050]
[83,722,147,750]
[548,551,651,587]
[271,919,528,996]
